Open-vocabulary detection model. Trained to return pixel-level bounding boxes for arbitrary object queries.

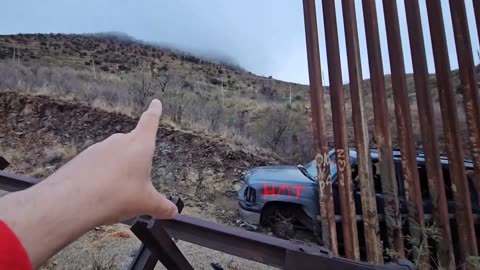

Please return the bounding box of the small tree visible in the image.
[128,62,171,113]
[254,107,292,151]
[161,90,192,125]
[205,99,224,132]
[128,69,156,112]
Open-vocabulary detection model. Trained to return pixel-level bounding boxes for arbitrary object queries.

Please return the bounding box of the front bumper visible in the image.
[238,203,261,225]
[237,183,262,225]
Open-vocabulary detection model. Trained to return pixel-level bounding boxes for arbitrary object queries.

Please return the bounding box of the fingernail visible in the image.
[149,99,162,111]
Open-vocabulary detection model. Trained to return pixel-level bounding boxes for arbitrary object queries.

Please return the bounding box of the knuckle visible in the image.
[142,110,158,120]
[109,133,126,140]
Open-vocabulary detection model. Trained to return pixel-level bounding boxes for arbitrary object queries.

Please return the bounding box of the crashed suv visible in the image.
[237,148,479,239]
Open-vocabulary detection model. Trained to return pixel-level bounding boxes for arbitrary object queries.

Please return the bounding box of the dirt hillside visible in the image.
[0,91,284,269]
[0,33,475,162]
[0,91,279,200]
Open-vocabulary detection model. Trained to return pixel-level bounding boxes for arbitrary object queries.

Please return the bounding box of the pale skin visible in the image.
[0,99,178,268]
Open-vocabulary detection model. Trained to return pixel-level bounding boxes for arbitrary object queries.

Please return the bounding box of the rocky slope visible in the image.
[0,91,280,207]
[0,33,308,101]
[0,33,475,162]
[0,91,283,269]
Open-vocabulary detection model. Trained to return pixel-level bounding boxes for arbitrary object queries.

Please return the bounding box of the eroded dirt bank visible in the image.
[0,92,280,269]
[0,92,279,205]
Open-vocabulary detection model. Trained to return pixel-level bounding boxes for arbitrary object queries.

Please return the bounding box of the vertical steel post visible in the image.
[322,0,360,260]
[381,0,427,267]
[361,0,404,257]
[449,0,480,211]
[302,0,338,255]
[426,0,477,266]
[403,0,455,268]
[342,0,383,264]
[473,0,480,46]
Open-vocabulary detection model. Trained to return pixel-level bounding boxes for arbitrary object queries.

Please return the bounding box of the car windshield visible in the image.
[304,151,356,180]
[304,159,336,179]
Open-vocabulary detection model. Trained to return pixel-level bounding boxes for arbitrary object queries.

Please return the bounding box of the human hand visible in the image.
[0,99,178,267]
[46,99,178,225]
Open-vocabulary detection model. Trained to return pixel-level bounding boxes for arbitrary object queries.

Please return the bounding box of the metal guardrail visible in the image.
[0,169,40,192]
[0,170,414,270]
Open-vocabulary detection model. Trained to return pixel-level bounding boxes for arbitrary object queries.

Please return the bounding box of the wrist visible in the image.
[44,173,106,228]
[0,175,102,267]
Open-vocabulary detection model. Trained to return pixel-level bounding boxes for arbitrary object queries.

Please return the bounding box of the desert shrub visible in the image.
[0,60,315,163]
[127,71,156,112]
[259,82,276,97]
[209,77,222,86]
[181,54,202,64]
[252,107,292,151]
[118,64,130,71]
[0,61,128,102]
[180,93,208,124]
[204,99,225,132]
[161,90,194,125]
[247,105,312,160]
[126,65,171,113]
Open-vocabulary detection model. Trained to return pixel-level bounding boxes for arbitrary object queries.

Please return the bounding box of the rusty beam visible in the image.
[403,0,455,268]
[381,0,427,267]
[361,0,404,257]
[159,214,414,270]
[128,244,158,270]
[0,157,9,170]
[449,0,480,229]
[302,0,338,255]
[474,0,480,46]
[130,217,193,270]
[128,197,185,270]
[448,0,480,263]
[425,0,478,266]
[321,0,360,260]
[0,170,40,192]
[341,0,383,263]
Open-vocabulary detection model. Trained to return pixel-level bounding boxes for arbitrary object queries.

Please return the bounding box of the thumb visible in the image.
[145,189,178,219]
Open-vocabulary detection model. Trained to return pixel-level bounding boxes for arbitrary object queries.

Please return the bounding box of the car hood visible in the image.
[244,165,315,186]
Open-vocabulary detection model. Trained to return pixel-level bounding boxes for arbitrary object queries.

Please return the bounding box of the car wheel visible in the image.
[261,204,296,239]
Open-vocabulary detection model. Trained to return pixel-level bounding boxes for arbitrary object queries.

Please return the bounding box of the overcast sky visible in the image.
[0,0,479,85]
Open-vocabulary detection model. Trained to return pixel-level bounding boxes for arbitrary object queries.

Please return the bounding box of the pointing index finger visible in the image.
[133,99,163,142]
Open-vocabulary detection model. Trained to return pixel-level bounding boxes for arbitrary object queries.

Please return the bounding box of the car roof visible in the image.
[347,148,474,170]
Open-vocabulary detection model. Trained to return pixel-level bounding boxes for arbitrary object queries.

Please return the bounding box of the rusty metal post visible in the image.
[426,0,478,266]
[403,0,455,268]
[302,0,338,255]
[341,0,383,264]
[321,0,360,260]
[381,0,427,267]
[361,0,404,257]
[473,0,480,45]
[449,0,480,213]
